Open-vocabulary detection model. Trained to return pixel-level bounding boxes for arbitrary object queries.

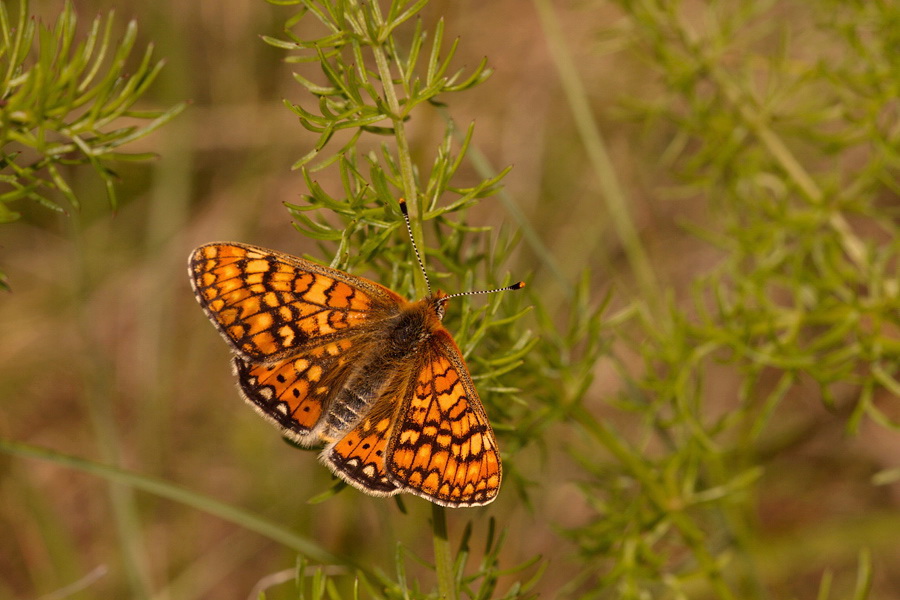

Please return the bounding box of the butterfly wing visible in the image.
[321,392,402,496]
[188,242,405,362]
[321,325,505,504]
[384,329,502,507]
[233,336,372,445]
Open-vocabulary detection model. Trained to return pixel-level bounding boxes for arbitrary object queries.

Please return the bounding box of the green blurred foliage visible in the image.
[0,0,185,288]
[0,0,898,599]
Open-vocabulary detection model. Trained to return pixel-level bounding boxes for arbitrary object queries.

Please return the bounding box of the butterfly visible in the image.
[188,199,523,507]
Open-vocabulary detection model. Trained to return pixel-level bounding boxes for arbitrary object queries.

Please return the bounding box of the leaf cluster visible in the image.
[617,0,900,434]
[546,1,899,598]
[264,0,490,170]
[268,519,542,600]
[0,0,185,224]
[259,1,538,597]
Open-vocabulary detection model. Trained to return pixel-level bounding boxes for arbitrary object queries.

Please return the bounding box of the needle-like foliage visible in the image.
[0,0,184,287]
[520,1,899,598]
[259,1,537,597]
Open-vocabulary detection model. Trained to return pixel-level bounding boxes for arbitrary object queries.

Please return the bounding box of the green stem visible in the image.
[431,503,457,600]
[71,219,153,599]
[370,35,429,298]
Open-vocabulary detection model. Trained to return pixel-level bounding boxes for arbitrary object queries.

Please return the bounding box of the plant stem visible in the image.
[71,220,154,599]
[431,503,457,600]
[0,439,352,568]
[370,35,429,298]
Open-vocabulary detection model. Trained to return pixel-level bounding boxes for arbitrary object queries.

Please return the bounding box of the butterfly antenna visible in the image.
[442,280,526,303]
[399,198,432,296]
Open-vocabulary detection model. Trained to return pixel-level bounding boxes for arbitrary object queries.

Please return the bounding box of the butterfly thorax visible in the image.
[320,291,448,441]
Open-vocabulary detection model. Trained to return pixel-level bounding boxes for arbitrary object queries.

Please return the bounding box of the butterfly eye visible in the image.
[435,301,446,321]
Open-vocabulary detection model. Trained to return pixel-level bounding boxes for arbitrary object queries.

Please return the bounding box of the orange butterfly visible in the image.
[188,200,523,507]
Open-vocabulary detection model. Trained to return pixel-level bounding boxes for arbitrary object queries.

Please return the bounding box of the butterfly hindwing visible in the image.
[233,336,368,444]
[323,396,401,496]
[189,242,404,362]
[384,329,502,507]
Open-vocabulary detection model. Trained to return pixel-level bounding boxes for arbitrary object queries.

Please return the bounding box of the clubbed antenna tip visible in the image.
[443,280,527,302]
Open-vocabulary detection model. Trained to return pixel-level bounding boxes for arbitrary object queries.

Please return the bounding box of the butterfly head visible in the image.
[430,290,450,321]
[398,200,524,322]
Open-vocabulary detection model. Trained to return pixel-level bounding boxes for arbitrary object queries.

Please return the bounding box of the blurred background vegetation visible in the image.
[1,0,899,599]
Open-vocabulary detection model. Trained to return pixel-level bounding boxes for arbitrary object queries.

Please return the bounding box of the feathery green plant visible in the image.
[3,0,894,598]
[261,0,538,597]
[0,0,184,288]
[259,519,543,600]
[523,0,898,598]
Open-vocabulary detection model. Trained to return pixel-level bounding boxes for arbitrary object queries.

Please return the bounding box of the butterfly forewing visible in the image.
[384,330,502,507]
[188,243,403,362]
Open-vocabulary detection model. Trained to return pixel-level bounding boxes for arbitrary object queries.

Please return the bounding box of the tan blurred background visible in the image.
[2,1,898,599]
